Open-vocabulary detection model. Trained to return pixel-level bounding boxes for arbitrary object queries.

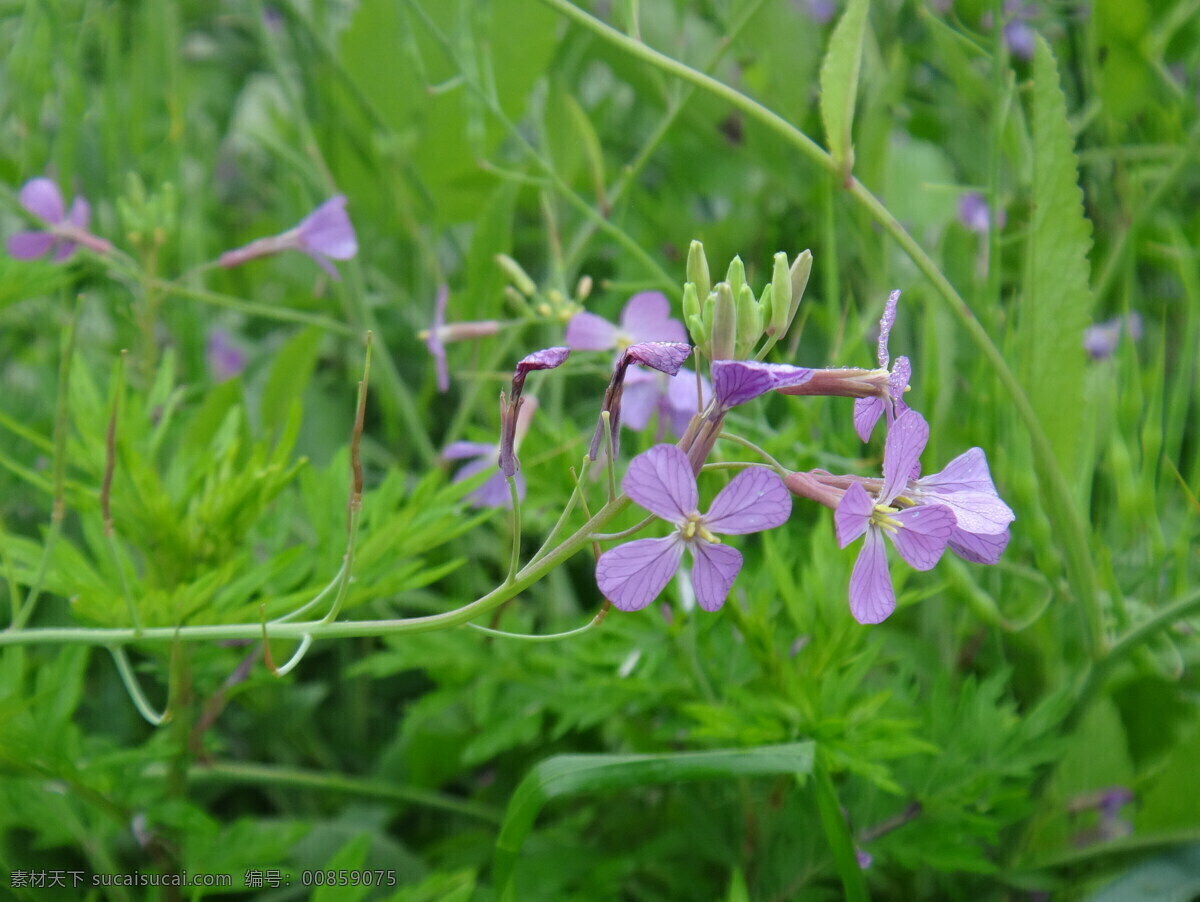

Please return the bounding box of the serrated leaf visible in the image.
[818,0,869,181]
[493,742,814,899]
[1020,36,1095,484]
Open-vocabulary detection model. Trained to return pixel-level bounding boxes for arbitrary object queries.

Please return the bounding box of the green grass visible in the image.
[1,0,1198,899]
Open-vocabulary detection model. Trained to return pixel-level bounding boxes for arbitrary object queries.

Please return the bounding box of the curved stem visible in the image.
[110,646,168,726]
[591,513,656,543]
[717,432,787,474]
[272,634,313,677]
[466,614,603,643]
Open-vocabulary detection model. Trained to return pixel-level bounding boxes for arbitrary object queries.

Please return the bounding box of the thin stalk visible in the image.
[146,278,357,336]
[529,457,591,565]
[717,432,786,474]
[466,615,602,642]
[591,513,655,543]
[272,634,313,677]
[506,476,522,584]
[110,646,167,726]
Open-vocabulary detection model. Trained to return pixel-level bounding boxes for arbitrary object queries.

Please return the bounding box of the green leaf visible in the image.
[493,742,815,899]
[1020,35,1096,484]
[1085,845,1200,902]
[312,833,373,902]
[818,0,869,181]
[261,326,323,439]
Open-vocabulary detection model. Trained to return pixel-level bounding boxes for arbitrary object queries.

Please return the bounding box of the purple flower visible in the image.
[8,177,113,261]
[588,341,693,460]
[566,291,688,351]
[421,284,501,392]
[908,446,1015,564]
[798,0,837,24]
[958,192,1006,234]
[500,347,569,477]
[1004,18,1036,60]
[445,398,539,508]
[1083,313,1142,360]
[1069,787,1134,847]
[219,195,357,279]
[834,410,956,624]
[710,359,813,412]
[622,367,712,439]
[596,445,792,611]
[853,290,911,443]
[206,330,247,382]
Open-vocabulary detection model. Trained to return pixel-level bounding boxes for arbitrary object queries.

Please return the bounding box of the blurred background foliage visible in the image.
[0,0,1198,899]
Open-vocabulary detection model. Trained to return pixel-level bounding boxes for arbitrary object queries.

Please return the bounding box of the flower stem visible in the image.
[506,476,523,585]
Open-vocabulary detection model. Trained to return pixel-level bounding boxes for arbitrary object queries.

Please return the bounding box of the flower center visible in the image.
[869,504,902,533]
[680,512,720,544]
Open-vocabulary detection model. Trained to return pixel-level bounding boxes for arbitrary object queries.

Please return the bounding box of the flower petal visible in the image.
[834,482,874,548]
[621,291,688,344]
[442,441,495,461]
[849,527,895,624]
[923,490,1014,535]
[712,360,813,410]
[7,231,55,260]
[596,536,684,612]
[703,466,791,535]
[297,195,358,260]
[19,178,65,223]
[880,409,928,505]
[67,196,90,229]
[620,375,660,432]
[666,368,710,437]
[917,447,997,495]
[622,444,698,523]
[876,289,900,369]
[624,341,692,376]
[689,541,743,612]
[853,396,883,443]
[889,355,911,404]
[305,251,342,280]
[888,504,954,570]
[516,346,570,374]
[52,240,78,262]
[565,311,619,350]
[948,527,1010,564]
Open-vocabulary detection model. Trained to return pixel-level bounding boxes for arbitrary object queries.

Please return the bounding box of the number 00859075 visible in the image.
[300,870,397,887]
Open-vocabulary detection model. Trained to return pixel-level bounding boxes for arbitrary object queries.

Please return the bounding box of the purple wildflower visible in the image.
[588,341,693,460]
[595,445,792,611]
[206,330,247,382]
[8,177,112,261]
[834,410,956,624]
[710,359,813,412]
[1083,313,1142,360]
[958,192,1006,234]
[908,446,1015,564]
[566,291,688,351]
[500,347,569,477]
[219,195,357,279]
[445,398,539,508]
[421,284,501,392]
[853,290,911,443]
[622,367,712,439]
[1004,18,1036,60]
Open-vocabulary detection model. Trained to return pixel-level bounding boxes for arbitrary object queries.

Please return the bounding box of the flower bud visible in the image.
[710,281,737,361]
[735,282,762,359]
[495,253,537,296]
[788,249,813,326]
[767,252,792,337]
[686,240,711,300]
[725,255,747,300]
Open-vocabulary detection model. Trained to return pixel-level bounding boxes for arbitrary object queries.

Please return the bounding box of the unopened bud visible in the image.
[768,252,792,337]
[495,253,537,296]
[575,274,593,301]
[735,283,761,358]
[686,240,711,300]
[682,282,701,325]
[788,250,813,326]
[710,282,737,361]
[725,256,747,300]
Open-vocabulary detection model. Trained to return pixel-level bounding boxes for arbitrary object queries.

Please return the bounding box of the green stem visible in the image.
[536,0,1102,657]
[506,476,522,584]
[147,278,357,336]
[466,615,602,643]
[717,432,786,474]
[812,762,870,902]
[110,646,167,726]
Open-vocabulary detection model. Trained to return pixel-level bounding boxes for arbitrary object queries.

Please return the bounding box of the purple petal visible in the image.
[596,536,684,611]
[712,360,813,410]
[19,178,65,223]
[442,440,495,461]
[297,195,358,260]
[67,196,90,229]
[52,240,78,262]
[516,346,570,374]
[425,285,450,392]
[620,374,661,432]
[451,454,495,485]
[666,369,710,436]
[622,444,698,523]
[689,541,743,611]
[621,291,689,344]
[880,409,929,505]
[889,356,911,403]
[918,447,996,494]
[834,483,874,548]
[876,290,901,368]
[703,466,791,535]
[624,341,692,376]
[470,468,522,509]
[924,490,1014,535]
[7,231,56,260]
[853,396,884,443]
[849,528,895,624]
[958,192,991,233]
[887,505,954,570]
[305,251,342,281]
[565,312,619,350]
[948,527,1010,564]
[1004,18,1036,60]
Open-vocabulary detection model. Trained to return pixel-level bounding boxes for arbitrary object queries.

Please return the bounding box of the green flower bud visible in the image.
[735,283,762,358]
[686,312,709,346]
[768,252,792,337]
[788,249,813,327]
[725,255,747,300]
[495,254,537,296]
[683,282,701,325]
[711,281,737,361]
[686,240,711,300]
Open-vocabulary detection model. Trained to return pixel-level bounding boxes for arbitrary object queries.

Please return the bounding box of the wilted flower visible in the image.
[206,330,247,382]
[595,445,791,611]
[7,177,112,261]
[420,284,501,392]
[834,410,956,624]
[566,291,688,351]
[853,290,911,443]
[500,347,569,477]
[710,359,813,412]
[219,195,357,279]
[588,341,692,460]
[445,398,540,508]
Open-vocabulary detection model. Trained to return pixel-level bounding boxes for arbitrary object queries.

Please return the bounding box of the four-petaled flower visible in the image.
[622,367,711,439]
[907,446,1015,564]
[835,410,956,624]
[219,195,358,279]
[853,290,910,443]
[566,291,688,351]
[596,444,792,612]
[8,178,112,261]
